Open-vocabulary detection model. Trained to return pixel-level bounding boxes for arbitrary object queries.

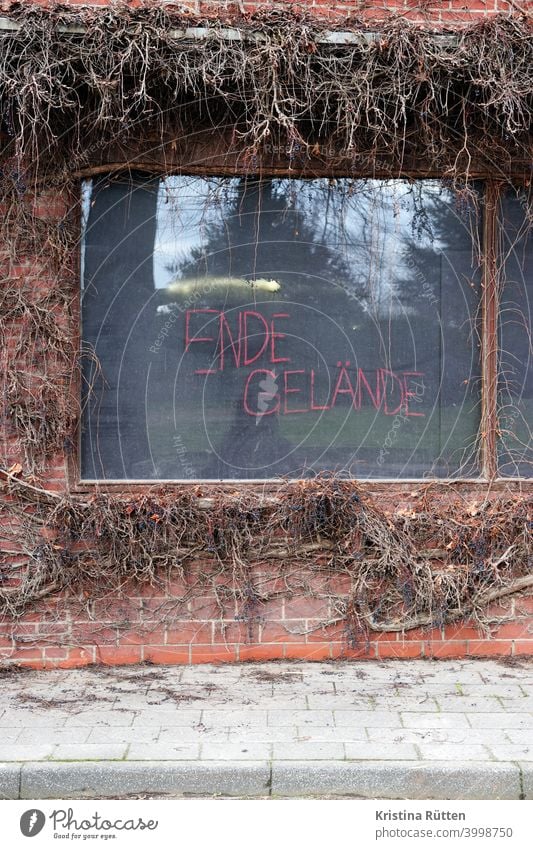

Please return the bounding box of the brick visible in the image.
[55,647,95,668]
[165,622,213,644]
[306,622,346,642]
[425,641,468,659]
[95,646,143,665]
[144,645,191,664]
[492,623,532,639]
[443,623,485,641]
[260,622,305,643]
[467,641,513,657]
[394,628,441,642]
[116,628,165,646]
[284,598,330,619]
[191,645,237,663]
[1,646,44,663]
[283,643,331,660]
[188,596,230,618]
[212,622,251,644]
[238,644,284,661]
[330,643,376,660]
[513,642,533,657]
[377,641,423,659]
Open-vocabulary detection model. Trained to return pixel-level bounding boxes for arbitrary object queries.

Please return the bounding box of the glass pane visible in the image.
[498,188,533,477]
[81,175,482,480]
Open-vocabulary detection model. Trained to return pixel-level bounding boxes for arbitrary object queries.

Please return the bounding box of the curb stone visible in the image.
[271,761,522,799]
[0,760,520,799]
[19,761,271,799]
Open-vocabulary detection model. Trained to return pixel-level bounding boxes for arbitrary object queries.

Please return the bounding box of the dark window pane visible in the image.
[498,189,533,478]
[81,175,482,480]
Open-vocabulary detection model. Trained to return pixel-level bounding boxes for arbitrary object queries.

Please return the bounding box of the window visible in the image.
[80,174,531,481]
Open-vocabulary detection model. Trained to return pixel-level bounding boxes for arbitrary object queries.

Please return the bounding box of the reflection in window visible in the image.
[81,175,482,480]
[498,189,533,477]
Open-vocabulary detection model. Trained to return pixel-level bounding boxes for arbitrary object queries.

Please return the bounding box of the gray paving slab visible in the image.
[295,727,367,742]
[0,745,54,760]
[334,710,401,727]
[127,744,200,760]
[401,711,471,728]
[131,710,202,726]
[345,742,418,760]
[468,713,533,729]
[268,709,334,727]
[202,710,268,727]
[273,742,345,760]
[200,743,272,760]
[417,744,492,761]
[52,744,128,761]
[489,745,533,761]
[365,727,512,745]
[87,726,161,743]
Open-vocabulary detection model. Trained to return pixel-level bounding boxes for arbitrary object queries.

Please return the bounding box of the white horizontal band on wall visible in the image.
[0,18,458,47]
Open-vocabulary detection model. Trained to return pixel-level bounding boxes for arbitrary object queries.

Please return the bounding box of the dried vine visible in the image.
[0,472,531,644]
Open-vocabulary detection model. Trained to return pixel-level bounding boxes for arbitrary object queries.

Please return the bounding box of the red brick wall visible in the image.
[1,0,530,24]
[0,0,531,668]
[1,574,532,669]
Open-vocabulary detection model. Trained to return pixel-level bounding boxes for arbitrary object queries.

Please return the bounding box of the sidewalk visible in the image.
[0,658,532,799]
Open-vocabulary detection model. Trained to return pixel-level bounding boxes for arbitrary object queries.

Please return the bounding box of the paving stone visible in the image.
[0,745,54,761]
[256,699,309,710]
[306,697,373,709]
[0,710,68,727]
[273,742,345,760]
[18,727,91,745]
[401,712,471,728]
[202,710,268,727]
[268,710,334,727]
[52,744,128,761]
[417,744,491,761]
[226,728,297,743]
[505,730,533,745]
[366,728,511,745]
[20,761,271,798]
[201,743,272,760]
[468,713,533,729]
[345,742,418,760]
[271,762,521,799]
[296,727,367,742]
[435,697,506,712]
[131,710,202,726]
[127,744,200,760]
[371,698,440,712]
[87,727,161,744]
[158,726,229,742]
[489,745,533,762]
[493,699,533,713]
[334,710,401,728]
[0,729,21,743]
[64,711,136,727]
